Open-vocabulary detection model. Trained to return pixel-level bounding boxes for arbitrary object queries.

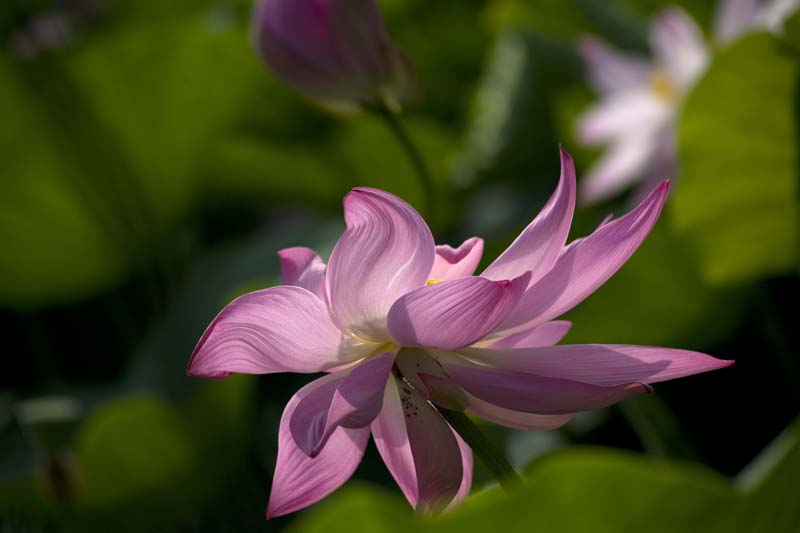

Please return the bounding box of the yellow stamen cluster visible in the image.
[649,69,678,102]
[426,279,443,286]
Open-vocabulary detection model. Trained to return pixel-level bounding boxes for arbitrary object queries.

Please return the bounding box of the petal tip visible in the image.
[265,499,281,520]
[265,501,291,520]
[558,145,574,163]
[185,351,229,380]
[558,147,576,177]
[343,187,376,209]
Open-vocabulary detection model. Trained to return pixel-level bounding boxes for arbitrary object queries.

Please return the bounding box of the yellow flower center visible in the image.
[649,69,678,102]
[426,279,443,286]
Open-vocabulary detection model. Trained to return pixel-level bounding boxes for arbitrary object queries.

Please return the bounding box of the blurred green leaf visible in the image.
[675,33,798,286]
[453,30,580,191]
[293,421,800,533]
[381,0,491,123]
[204,136,348,211]
[290,448,737,533]
[75,396,196,509]
[485,0,596,40]
[0,478,51,532]
[732,418,800,532]
[573,0,649,52]
[487,0,649,51]
[0,55,135,308]
[184,375,256,469]
[287,484,414,533]
[437,449,736,533]
[784,11,800,54]
[336,116,456,220]
[0,1,340,308]
[618,393,699,459]
[0,6,259,306]
[623,0,718,30]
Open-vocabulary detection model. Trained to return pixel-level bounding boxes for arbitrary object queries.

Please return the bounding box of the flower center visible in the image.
[649,69,678,102]
[426,278,443,285]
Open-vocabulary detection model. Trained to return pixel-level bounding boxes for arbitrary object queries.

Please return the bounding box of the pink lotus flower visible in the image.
[252,0,412,106]
[187,148,732,516]
[576,0,798,205]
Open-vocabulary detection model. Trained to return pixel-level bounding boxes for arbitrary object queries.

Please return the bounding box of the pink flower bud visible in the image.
[252,0,413,106]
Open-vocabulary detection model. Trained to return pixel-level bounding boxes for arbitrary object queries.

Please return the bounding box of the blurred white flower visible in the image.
[576,7,706,205]
[714,0,799,44]
[575,0,799,205]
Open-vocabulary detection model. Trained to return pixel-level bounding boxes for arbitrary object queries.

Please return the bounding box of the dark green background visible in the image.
[1,0,797,531]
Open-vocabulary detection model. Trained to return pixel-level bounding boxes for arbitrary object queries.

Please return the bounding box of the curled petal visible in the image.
[388,274,529,351]
[327,187,435,341]
[498,181,670,333]
[465,392,571,431]
[441,358,650,415]
[267,374,370,518]
[188,286,370,378]
[461,345,734,387]
[578,36,651,93]
[482,147,576,287]
[446,430,473,511]
[291,352,395,456]
[288,374,341,455]
[278,247,326,299]
[371,377,466,512]
[485,321,572,349]
[430,237,484,281]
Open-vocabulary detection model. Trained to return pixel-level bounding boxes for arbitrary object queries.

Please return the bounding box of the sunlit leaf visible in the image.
[674,33,798,286]
[436,449,736,533]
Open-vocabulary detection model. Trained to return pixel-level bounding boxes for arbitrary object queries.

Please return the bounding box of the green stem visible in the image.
[437,407,522,491]
[372,102,436,224]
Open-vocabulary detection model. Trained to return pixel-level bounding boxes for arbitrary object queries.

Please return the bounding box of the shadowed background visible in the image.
[0,0,798,531]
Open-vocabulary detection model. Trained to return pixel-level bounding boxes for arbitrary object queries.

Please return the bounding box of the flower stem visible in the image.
[372,102,436,225]
[437,407,523,491]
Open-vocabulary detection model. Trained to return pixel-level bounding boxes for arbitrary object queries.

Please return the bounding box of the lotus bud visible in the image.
[252,0,413,109]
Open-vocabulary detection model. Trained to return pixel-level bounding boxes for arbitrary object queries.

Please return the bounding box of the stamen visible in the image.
[426,278,443,285]
[649,69,678,102]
